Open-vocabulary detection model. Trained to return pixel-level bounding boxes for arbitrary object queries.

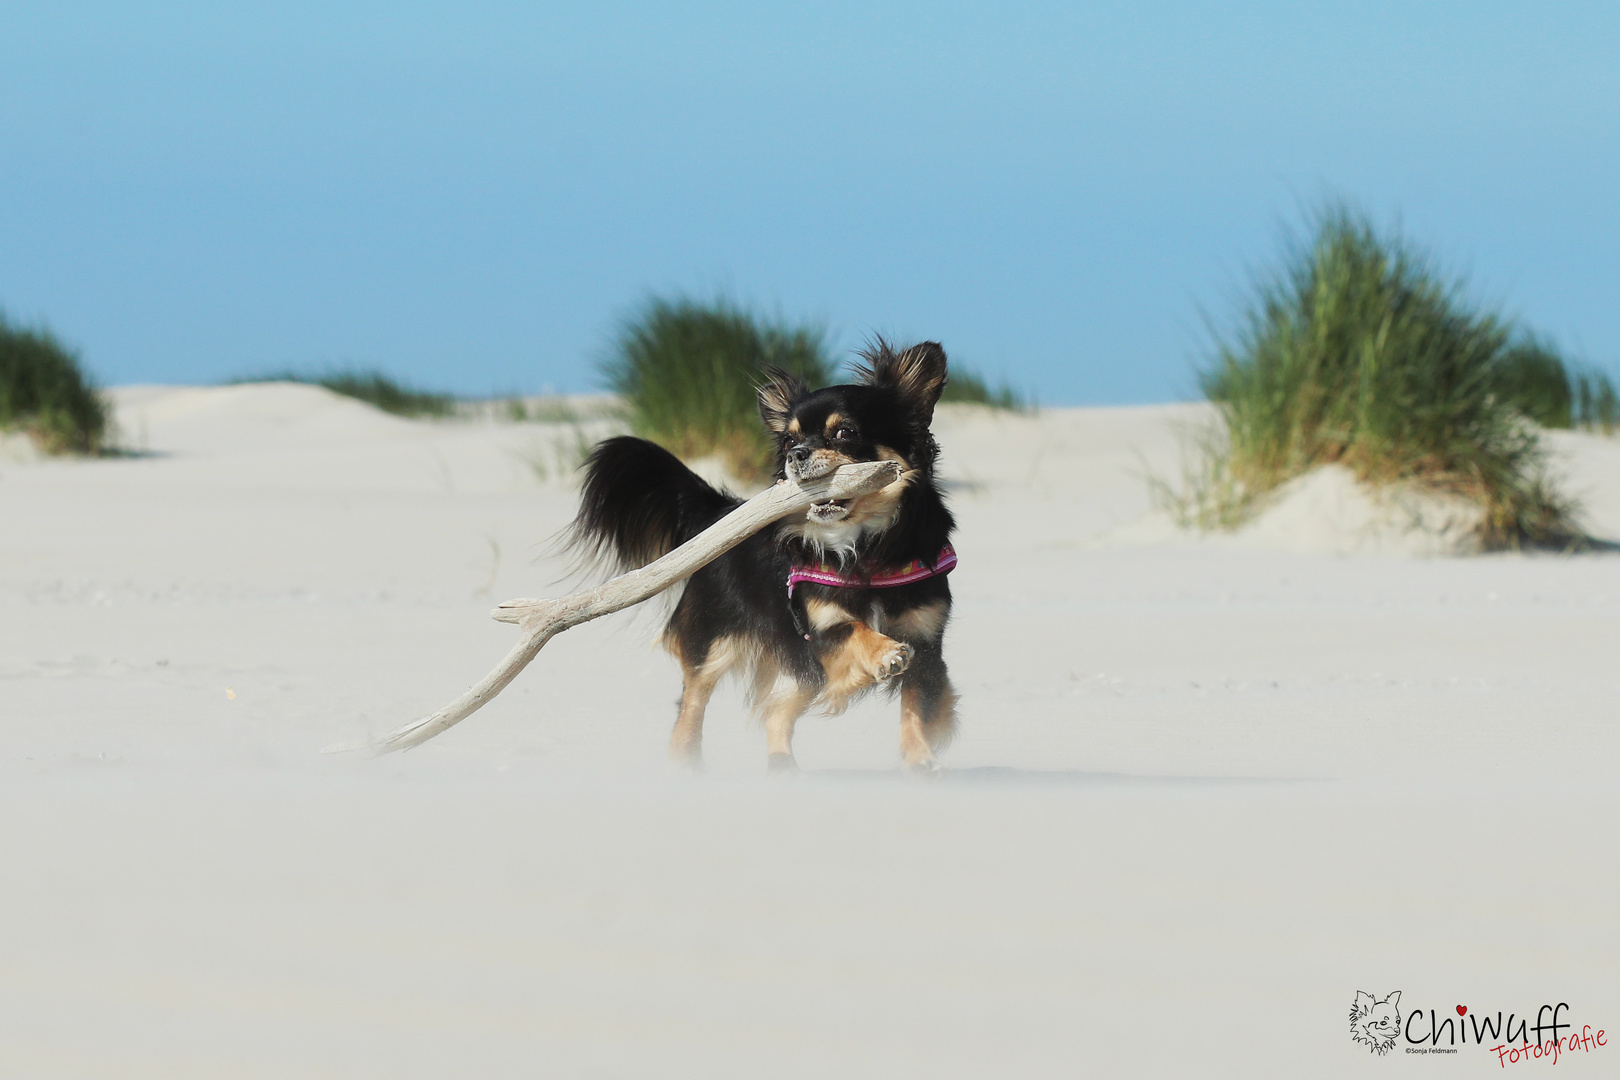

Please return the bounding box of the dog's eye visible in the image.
[833,426,857,441]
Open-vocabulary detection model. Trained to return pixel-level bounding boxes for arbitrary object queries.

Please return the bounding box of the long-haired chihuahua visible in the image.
[567,340,957,772]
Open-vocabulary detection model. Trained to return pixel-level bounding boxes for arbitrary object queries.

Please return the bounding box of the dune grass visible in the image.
[939,363,1027,410]
[1186,206,1586,547]
[601,297,834,479]
[242,369,456,417]
[1487,338,1620,434]
[1572,367,1620,434]
[0,314,108,454]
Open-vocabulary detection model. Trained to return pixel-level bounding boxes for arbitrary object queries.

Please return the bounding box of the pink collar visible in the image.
[787,544,957,597]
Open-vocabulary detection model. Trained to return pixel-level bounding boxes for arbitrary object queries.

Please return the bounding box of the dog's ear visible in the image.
[1383,992,1400,1009]
[856,340,948,426]
[1353,992,1374,1018]
[757,366,809,434]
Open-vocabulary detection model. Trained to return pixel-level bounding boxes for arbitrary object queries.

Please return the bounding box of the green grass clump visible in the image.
[315,370,455,417]
[1477,338,1620,435]
[1572,369,1620,434]
[601,297,834,478]
[0,313,108,454]
[939,363,1027,410]
[1488,338,1574,429]
[245,369,456,417]
[1194,206,1581,547]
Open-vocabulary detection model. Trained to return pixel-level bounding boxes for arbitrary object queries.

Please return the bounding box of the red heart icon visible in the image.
[1457,1006,1468,1017]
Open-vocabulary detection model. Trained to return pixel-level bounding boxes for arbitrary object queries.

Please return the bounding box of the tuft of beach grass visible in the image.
[237,368,456,418]
[600,296,833,480]
[0,313,108,454]
[1572,367,1620,435]
[939,363,1029,411]
[1181,204,1594,548]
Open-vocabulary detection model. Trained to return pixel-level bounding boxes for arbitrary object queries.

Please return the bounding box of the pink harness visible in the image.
[787,544,957,598]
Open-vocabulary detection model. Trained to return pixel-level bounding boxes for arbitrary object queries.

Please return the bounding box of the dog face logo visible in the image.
[1350,990,1402,1054]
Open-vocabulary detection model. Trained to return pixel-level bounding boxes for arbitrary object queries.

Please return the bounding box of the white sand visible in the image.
[4,385,1618,1077]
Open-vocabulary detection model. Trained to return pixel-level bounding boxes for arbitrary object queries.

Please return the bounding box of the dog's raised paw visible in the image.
[875,641,913,681]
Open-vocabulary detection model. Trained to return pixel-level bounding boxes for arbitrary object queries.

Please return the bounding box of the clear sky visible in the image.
[3,1,1618,403]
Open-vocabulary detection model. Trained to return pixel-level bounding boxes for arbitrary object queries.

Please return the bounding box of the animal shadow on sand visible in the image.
[806,766,1315,787]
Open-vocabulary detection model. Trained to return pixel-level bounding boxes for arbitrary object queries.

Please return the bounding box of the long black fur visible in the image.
[567,436,739,574]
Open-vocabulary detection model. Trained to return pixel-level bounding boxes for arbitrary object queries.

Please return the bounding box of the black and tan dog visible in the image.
[567,340,958,772]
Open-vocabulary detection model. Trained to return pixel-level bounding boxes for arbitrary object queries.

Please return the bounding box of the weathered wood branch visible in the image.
[346,460,902,755]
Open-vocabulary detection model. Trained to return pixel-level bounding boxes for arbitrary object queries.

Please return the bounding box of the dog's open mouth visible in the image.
[808,498,851,522]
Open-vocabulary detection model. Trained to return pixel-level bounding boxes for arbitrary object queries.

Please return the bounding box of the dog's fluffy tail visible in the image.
[565,436,741,576]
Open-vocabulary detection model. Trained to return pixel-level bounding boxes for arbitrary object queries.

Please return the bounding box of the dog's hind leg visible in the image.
[759,675,817,773]
[898,647,957,774]
[669,637,739,768]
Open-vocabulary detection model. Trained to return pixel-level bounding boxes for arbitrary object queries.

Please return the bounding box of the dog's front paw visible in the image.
[875,641,913,681]
[904,756,944,778]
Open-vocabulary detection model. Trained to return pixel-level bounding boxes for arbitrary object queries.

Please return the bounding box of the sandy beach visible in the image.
[4,384,1617,1077]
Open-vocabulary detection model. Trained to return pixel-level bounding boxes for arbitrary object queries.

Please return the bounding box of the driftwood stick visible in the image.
[354,460,902,754]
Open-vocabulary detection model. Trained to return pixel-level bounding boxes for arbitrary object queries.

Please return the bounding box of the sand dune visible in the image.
[3,384,1617,1077]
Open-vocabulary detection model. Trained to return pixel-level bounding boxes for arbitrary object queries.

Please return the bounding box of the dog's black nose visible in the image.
[787,445,812,465]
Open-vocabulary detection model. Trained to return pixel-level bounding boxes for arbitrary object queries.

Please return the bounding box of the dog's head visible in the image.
[1350,991,1401,1055]
[758,340,947,545]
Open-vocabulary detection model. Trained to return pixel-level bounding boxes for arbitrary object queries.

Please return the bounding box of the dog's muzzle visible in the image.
[785,449,837,483]
[787,452,851,519]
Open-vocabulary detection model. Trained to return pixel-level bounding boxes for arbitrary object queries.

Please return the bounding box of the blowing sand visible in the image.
[3,384,1618,1077]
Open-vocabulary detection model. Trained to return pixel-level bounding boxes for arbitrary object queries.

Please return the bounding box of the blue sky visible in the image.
[3,1,1618,403]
